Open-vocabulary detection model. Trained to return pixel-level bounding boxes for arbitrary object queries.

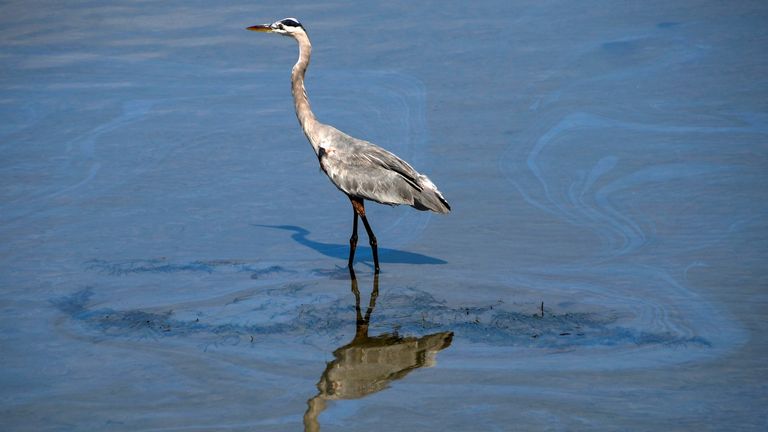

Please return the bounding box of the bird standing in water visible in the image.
[247,18,450,273]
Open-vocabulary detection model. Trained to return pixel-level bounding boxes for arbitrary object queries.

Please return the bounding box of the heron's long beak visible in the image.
[247,24,272,32]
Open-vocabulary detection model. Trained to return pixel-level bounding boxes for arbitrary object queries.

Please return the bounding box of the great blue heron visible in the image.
[247,18,450,273]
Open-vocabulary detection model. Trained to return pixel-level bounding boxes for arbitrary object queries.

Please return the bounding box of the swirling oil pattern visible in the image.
[1,1,767,431]
[497,108,761,367]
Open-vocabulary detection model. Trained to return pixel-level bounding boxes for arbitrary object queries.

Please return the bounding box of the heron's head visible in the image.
[247,17,306,37]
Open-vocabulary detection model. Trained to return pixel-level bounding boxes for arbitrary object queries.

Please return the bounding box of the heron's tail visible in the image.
[412,175,451,214]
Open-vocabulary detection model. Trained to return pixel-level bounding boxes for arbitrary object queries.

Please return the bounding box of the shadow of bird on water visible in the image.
[303,268,453,431]
[254,224,447,266]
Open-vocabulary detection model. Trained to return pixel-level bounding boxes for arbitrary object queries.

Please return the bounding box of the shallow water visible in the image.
[1,1,767,430]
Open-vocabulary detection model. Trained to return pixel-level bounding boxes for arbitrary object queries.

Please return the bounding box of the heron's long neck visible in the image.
[291,33,320,152]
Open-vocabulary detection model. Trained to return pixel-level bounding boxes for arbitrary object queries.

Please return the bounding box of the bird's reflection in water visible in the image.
[303,269,453,430]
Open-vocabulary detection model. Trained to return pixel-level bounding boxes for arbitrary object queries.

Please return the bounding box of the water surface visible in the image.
[1,1,767,430]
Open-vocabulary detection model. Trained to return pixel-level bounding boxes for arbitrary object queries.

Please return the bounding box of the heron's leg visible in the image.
[360,215,380,273]
[348,204,359,269]
[349,267,363,323]
[350,197,379,272]
[363,272,379,323]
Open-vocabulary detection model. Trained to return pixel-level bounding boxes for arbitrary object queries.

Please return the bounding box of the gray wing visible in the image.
[317,129,450,213]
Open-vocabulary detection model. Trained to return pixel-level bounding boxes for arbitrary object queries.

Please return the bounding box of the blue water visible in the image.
[2,1,767,430]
